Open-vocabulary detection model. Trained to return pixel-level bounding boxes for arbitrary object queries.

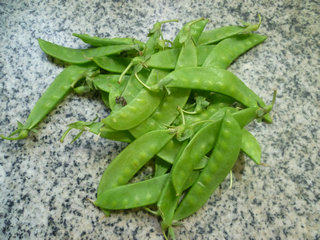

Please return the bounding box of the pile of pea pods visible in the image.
[1,16,276,239]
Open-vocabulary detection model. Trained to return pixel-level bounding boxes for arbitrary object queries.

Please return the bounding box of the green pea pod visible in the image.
[1,64,96,140]
[73,33,145,49]
[95,174,169,210]
[93,56,132,73]
[203,34,267,68]
[156,67,265,110]
[173,111,242,221]
[172,112,224,195]
[97,129,174,197]
[38,38,136,64]
[241,129,261,164]
[198,15,262,45]
[103,69,167,130]
[145,45,215,70]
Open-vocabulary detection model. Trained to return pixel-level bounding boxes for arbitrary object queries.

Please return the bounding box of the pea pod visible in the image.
[198,15,262,45]
[103,69,167,130]
[173,111,242,221]
[38,38,136,64]
[1,64,96,140]
[155,67,266,110]
[73,33,145,48]
[92,74,124,93]
[241,129,261,164]
[95,174,169,210]
[97,129,174,197]
[203,34,267,68]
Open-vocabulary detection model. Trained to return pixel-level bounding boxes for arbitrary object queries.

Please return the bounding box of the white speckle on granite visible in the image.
[0,0,319,240]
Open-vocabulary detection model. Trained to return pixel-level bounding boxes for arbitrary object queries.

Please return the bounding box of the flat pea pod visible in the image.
[156,67,265,110]
[1,64,96,140]
[73,33,145,49]
[203,34,267,69]
[103,69,167,130]
[198,25,245,45]
[171,112,224,195]
[173,111,242,221]
[198,17,261,45]
[241,129,261,164]
[145,45,215,70]
[97,129,174,197]
[93,56,132,74]
[38,38,136,64]
[95,174,169,210]
[157,140,192,232]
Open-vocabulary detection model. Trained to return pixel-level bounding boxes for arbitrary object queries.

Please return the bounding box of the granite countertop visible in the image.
[0,1,319,239]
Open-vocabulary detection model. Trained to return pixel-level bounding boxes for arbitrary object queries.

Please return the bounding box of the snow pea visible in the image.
[38,38,136,64]
[1,64,96,140]
[198,15,262,45]
[173,111,242,221]
[241,129,261,164]
[95,174,169,210]
[73,33,145,48]
[97,130,174,197]
[203,34,267,68]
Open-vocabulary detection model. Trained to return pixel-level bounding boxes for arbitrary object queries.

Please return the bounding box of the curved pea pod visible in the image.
[72,33,145,49]
[38,38,136,64]
[203,34,267,68]
[241,129,261,164]
[198,16,262,45]
[93,56,132,74]
[156,67,266,110]
[95,174,169,210]
[1,64,95,140]
[103,69,167,130]
[145,43,215,70]
[108,75,130,111]
[97,129,174,197]
[173,111,242,221]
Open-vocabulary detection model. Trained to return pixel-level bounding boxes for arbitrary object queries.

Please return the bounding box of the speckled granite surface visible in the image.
[0,0,319,239]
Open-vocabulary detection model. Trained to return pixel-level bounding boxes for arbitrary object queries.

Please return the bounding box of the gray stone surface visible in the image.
[0,0,319,239]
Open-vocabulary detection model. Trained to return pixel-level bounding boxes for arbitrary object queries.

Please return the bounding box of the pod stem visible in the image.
[118,61,133,84]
